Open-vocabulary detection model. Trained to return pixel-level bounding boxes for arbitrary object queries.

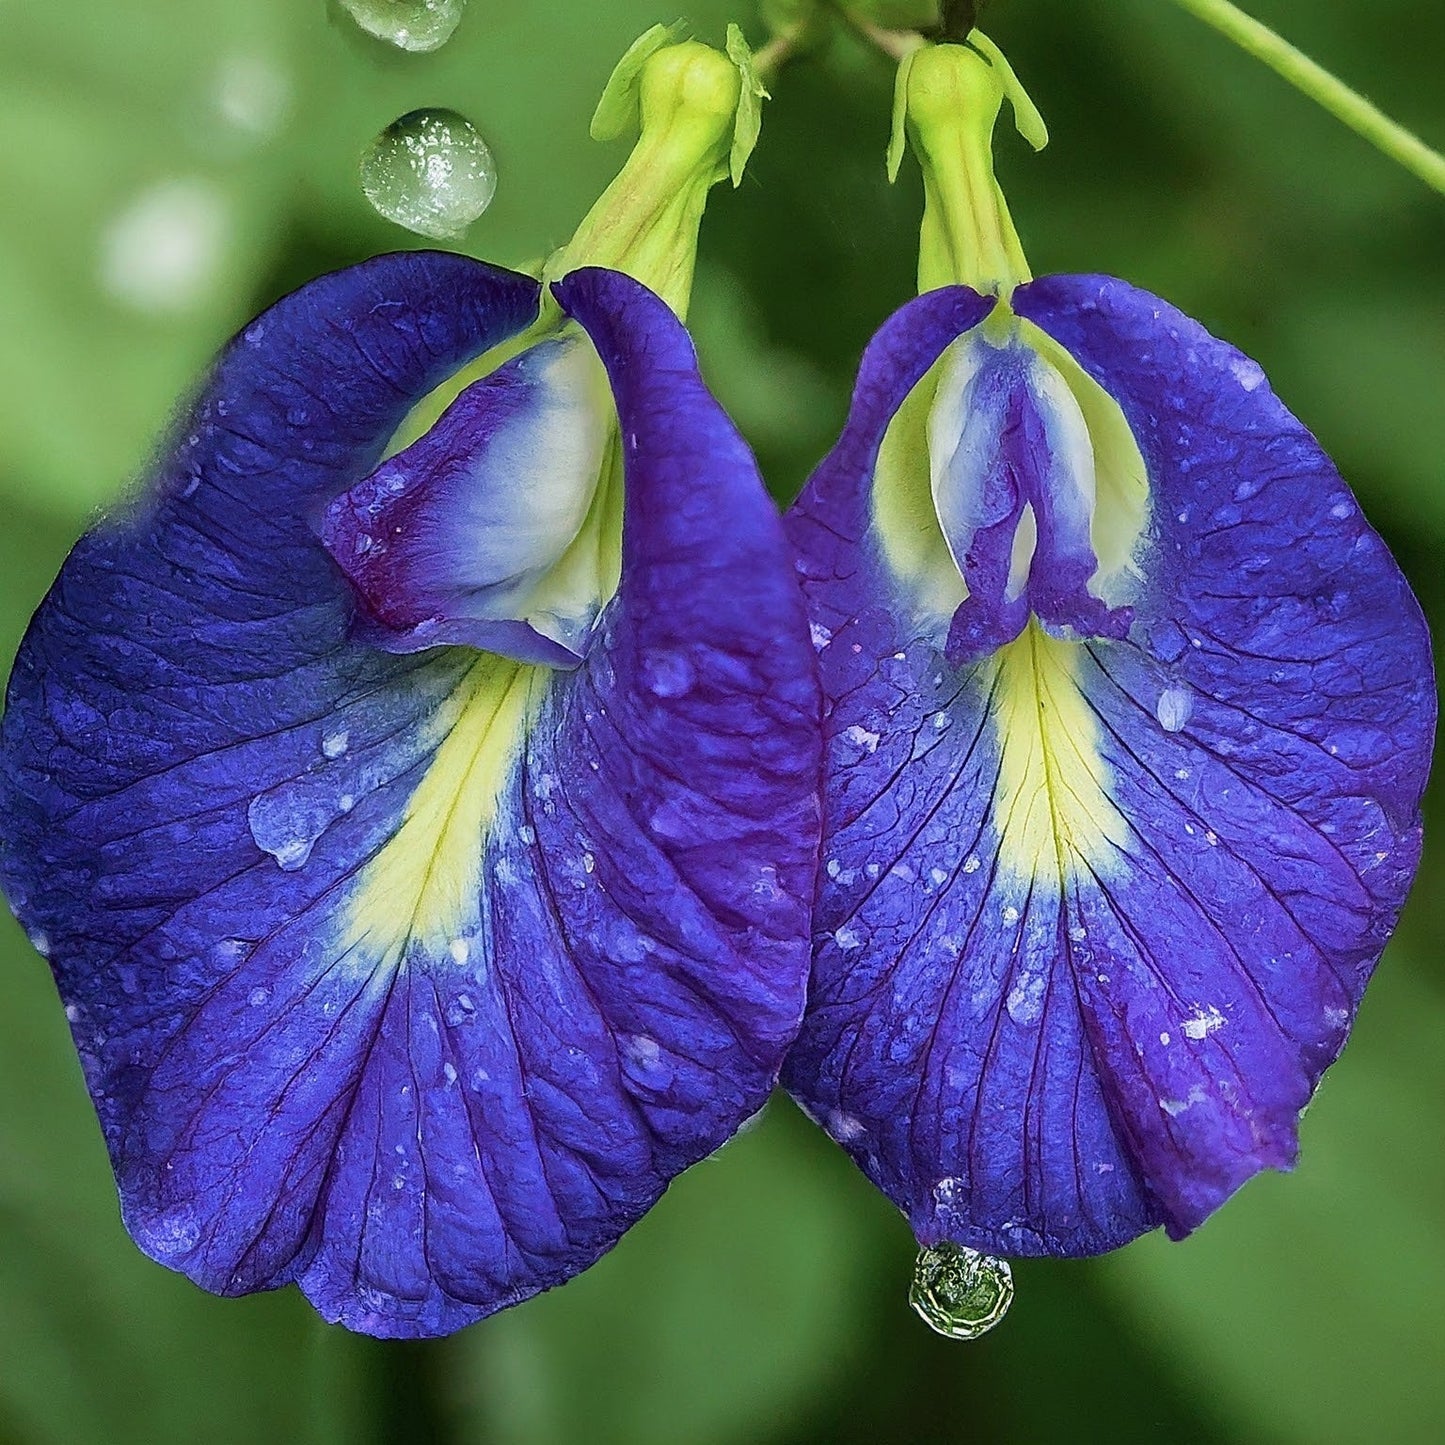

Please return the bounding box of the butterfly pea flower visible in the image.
[784,39,1434,1269]
[0,36,821,1338]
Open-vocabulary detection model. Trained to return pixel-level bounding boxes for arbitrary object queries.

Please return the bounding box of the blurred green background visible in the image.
[1,1,1442,1441]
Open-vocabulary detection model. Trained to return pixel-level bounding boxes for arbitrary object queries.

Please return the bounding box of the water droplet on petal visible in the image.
[909,1242,1014,1341]
[640,649,695,698]
[361,108,496,240]
[339,0,466,52]
[1156,684,1194,733]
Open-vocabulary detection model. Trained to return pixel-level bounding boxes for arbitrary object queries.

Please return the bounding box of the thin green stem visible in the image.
[1170,0,1445,196]
[752,31,795,81]
[831,3,926,61]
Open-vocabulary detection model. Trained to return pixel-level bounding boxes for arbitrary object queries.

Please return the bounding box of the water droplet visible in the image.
[1229,355,1266,392]
[360,108,496,240]
[909,1242,1014,1342]
[247,787,330,871]
[640,649,695,698]
[1156,684,1194,733]
[339,0,466,52]
[843,724,880,754]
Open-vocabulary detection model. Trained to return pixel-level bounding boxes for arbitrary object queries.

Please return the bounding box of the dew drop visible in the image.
[339,0,466,52]
[1156,684,1194,733]
[843,724,881,754]
[640,649,695,699]
[909,1242,1014,1342]
[360,109,497,240]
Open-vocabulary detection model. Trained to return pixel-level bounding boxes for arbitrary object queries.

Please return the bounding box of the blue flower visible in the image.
[0,253,822,1337]
[782,43,1435,1261]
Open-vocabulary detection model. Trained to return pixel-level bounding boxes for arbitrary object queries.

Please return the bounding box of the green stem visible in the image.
[832,3,926,61]
[1170,0,1445,196]
[752,31,795,80]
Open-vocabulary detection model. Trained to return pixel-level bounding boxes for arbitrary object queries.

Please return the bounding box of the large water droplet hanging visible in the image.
[360,109,497,241]
[339,0,466,53]
[908,1242,1014,1341]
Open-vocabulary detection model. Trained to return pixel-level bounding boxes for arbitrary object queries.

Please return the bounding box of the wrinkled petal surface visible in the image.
[0,255,821,1335]
[784,277,1433,1256]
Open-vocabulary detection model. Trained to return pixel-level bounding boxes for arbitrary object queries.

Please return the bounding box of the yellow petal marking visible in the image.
[342,655,546,965]
[990,622,1130,889]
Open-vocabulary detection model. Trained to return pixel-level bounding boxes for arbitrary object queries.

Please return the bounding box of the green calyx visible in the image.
[550,27,765,319]
[891,36,1046,296]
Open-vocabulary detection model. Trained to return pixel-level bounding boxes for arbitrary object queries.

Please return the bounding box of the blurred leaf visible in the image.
[1269,283,1445,535]
[0,1,300,520]
[1094,947,1445,1445]
[452,1103,876,1445]
[689,262,843,503]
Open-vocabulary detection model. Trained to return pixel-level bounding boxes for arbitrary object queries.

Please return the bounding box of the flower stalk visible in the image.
[1170,0,1445,196]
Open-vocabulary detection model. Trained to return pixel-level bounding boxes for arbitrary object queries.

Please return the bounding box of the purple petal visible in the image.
[322,336,614,668]
[784,276,1433,1255]
[0,258,820,1335]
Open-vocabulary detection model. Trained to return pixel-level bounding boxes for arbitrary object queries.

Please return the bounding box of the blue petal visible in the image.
[0,257,820,1335]
[784,277,1433,1256]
